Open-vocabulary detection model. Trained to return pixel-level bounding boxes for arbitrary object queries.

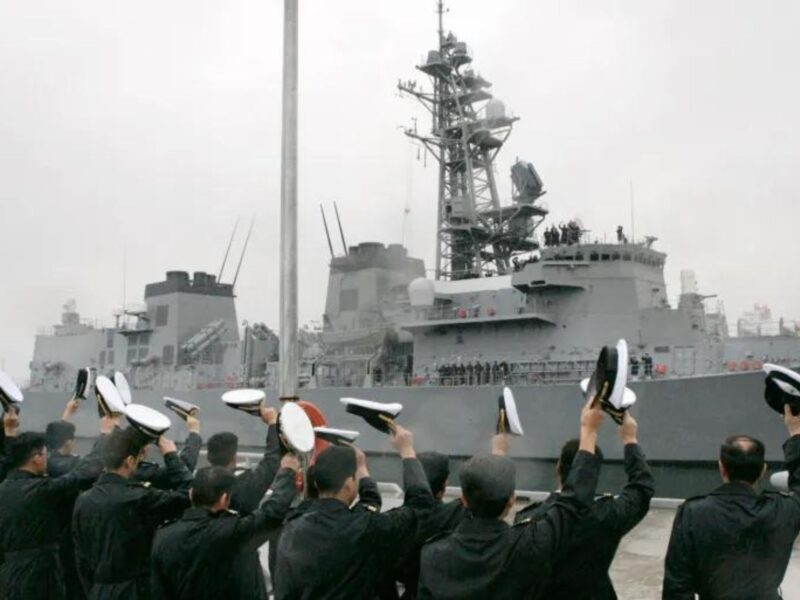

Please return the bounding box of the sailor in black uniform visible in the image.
[514,411,655,599]
[663,405,800,599]
[274,424,434,599]
[0,411,111,600]
[72,427,192,598]
[151,457,300,600]
[417,396,605,600]
[206,405,281,514]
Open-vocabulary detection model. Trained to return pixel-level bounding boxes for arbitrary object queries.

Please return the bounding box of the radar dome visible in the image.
[408,278,435,307]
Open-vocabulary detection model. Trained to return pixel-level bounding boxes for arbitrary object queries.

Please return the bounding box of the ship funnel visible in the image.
[680,270,698,296]
[408,278,435,307]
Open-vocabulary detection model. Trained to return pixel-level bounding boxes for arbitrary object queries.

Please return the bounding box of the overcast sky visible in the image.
[1,0,799,382]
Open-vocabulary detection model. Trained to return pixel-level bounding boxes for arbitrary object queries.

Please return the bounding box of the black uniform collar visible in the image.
[710,482,758,497]
[97,472,131,485]
[456,517,509,536]
[8,469,44,480]
[316,497,351,513]
[183,507,217,521]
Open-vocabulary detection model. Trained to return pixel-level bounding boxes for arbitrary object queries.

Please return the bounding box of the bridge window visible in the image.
[155,305,169,327]
[163,346,174,365]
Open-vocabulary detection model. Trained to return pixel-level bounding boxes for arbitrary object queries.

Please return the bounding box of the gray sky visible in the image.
[1,0,799,381]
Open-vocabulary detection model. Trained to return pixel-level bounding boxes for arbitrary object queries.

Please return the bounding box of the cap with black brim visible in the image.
[95,375,126,417]
[114,371,133,406]
[314,427,360,446]
[221,389,265,416]
[277,402,315,454]
[340,398,402,434]
[582,339,636,425]
[0,370,24,413]
[497,387,524,436]
[163,396,199,421]
[763,364,800,417]
[73,368,93,401]
[125,404,171,440]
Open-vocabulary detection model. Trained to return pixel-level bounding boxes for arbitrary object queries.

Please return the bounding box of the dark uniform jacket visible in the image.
[72,452,192,600]
[394,499,469,599]
[133,432,201,490]
[663,434,800,600]
[274,458,435,600]
[150,467,297,600]
[0,440,104,600]
[417,449,601,600]
[48,451,87,600]
[514,443,655,600]
[230,425,281,514]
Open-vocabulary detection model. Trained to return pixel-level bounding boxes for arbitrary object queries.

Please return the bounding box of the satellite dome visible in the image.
[408,278,435,307]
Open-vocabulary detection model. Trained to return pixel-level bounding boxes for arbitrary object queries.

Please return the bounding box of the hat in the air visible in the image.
[581,339,636,424]
[221,389,265,415]
[763,364,800,416]
[95,375,126,416]
[73,368,93,401]
[497,387,524,436]
[163,396,199,421]
[313,427,360,446]
[340,398,402,434]
[769,470,789,492]
[124,404,171,439]
[114,371,133,405]
[277,402,315,453]
[0,370,23,412]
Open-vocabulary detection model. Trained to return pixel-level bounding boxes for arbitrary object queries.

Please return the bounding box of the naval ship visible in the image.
[21,5,800,497]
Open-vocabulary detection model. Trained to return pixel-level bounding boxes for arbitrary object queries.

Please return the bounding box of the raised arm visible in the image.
[374,426,435,543]
[0,409,20,483]
[784,405,800,497]
[521,397,603,560]
[610,412,655,535]
[228,455,300,547]
[353,446,382,512]
[232,407,281,513]
[178,416,202,472]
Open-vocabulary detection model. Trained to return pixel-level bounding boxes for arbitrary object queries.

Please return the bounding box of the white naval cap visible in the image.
[124,403,171,439]
[163,396,199,421]
[277,402,315,454]
[340,397,403,434]
[313,426,360,446]
[114,371,133,406]
[497,387,524,436]
[582,339,636,424]
[0,370,24,412]
[769,470,789,493]
[95,375,126,416]
[221,389,265,415]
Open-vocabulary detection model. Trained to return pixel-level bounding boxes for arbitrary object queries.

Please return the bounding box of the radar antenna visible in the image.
[398,2,547,279]
[218,218,240,282]
[320,204,335,258]
[232,215,255,289]
[333,202,348,255]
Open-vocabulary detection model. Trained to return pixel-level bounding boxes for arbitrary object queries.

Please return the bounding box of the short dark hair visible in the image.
[720,435,765,484]
[46,421,76,451]
[459,455,515,518]
[103,427,149,470]
[9,432,47,469]
[191,466,237,508]
[314,446,356,494]
[207,432,238,467]
[558,439,603,484]
[419,451,450,496]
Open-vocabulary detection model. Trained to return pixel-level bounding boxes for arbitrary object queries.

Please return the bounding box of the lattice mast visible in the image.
[399,1,547,280]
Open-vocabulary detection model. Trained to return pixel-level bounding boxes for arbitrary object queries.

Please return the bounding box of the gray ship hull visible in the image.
[23,371,788,498]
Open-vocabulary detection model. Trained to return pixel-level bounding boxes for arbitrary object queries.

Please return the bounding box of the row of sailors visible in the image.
[435,361,510,386]
[0,396,799,598]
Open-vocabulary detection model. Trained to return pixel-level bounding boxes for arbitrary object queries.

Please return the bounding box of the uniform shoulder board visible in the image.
[681,493,708,504]
[157,516,180,529]
[129,480,152,488]
[422,530,452,545]
[595,493,615,502]
[513,517,533,526]
[233,467,249,477]
[363,504,378,512]
[225,508,240,515]
[764,490,793,498]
